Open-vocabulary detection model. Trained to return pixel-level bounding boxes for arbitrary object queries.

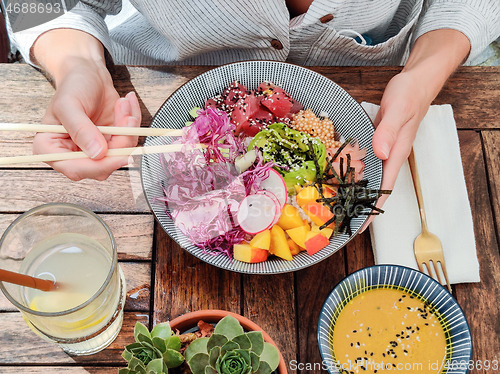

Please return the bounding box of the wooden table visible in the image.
[0,64,498,373]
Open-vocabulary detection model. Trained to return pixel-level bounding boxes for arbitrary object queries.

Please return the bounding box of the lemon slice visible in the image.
[30,293,106,331]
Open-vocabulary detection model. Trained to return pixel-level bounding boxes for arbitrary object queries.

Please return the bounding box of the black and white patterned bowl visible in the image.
[141,61,382,274]
[318,265,473,374]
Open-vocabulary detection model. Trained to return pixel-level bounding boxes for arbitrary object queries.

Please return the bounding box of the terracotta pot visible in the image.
[170,309,288,374]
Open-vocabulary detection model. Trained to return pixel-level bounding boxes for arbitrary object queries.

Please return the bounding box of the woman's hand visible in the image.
[360,29,471,232]
[367,70,431,221]
[33,59,141,180]
[31,29,141,181]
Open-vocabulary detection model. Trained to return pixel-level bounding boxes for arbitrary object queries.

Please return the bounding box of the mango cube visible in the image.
[286,225,309,249]
[234,243,269,263]
[304,231,329,256]
[270,225,293,261]
[287,238,302,255]
[249,229,271,250]
[277,204,304,230]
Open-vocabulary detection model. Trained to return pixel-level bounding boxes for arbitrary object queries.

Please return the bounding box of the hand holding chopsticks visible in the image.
[0,122,190,166]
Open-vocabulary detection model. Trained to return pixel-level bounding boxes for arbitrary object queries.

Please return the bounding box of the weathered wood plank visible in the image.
[0,213,153,261]
[454,131,500,373]
[243,273,296,374]
[481,131,500,244]
[0,169,149,212]
[295,248,347,374]
[345,231,375,274]
[0,311,149,364]
[0,261,151,312]
[121,262,151,312]
[153,222,241,323]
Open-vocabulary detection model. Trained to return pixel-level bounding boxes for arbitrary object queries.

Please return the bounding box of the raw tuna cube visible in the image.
[223,81,249,106]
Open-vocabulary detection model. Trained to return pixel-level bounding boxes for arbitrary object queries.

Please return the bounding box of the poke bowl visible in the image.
[141,61,383,274]
[317,265,472,374]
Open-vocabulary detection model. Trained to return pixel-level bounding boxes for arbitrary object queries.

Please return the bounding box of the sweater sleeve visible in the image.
[4,0,121,66]
[411,0,500,64]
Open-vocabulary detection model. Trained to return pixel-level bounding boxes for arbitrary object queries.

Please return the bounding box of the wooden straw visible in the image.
[0,143,207,166]
[0,269,57,292]
[0,123,184,137]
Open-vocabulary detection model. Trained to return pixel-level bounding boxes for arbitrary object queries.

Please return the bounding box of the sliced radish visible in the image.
[255,190,281,225]
[260,169,287,208]
[234,149,257,173]
[237,194,278,234]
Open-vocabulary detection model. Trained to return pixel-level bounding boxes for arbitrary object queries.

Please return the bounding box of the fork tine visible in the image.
[416,260,426,274]
[432,260,445,286]
[422,261,431,277]
[438,261,452,293]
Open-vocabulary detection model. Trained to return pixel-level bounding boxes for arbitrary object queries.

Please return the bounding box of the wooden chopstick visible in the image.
[0,144,207,166]
[0,122,184,137]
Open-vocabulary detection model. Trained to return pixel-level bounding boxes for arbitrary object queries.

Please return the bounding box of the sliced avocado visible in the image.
[248,123,326,188]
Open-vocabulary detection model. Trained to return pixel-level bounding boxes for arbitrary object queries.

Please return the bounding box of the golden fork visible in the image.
[408,149,452,293]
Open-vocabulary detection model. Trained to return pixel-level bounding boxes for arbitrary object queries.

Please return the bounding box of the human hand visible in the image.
[359,70,431,232]
[33,59,141,181]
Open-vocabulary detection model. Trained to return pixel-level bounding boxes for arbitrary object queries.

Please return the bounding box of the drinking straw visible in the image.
[0,269,58,292]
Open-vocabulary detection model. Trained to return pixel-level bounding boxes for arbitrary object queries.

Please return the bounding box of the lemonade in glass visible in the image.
[0,203,126,355]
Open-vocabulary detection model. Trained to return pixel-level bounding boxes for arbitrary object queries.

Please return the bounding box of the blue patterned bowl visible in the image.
[141,61,382,274]
[318,265,472,374]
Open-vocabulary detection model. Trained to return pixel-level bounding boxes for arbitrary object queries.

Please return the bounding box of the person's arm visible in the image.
[360,29,470,232]
[30,28,141,181]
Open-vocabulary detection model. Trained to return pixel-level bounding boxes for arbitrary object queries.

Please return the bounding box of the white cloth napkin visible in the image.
[362,102,480,284]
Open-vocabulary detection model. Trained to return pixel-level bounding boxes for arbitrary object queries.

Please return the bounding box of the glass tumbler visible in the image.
[0,203,126,355]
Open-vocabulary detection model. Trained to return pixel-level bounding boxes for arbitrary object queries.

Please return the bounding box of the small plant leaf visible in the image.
[134,323,151,341]
[253,360,272,374]
[207,334,228,351]
[129,357,147,372]
[246,331,264,355]
[220,340,240,355]
[122,348,134,361]
[187,352,210,374]
[205,366,218,374]
[163,348,185,368]
[232,349,251,363]
[209,346,221,368]
[151,322,172,340]
[213,315,244,340]
[233,334,252,350]
[145,358,163,373]
[259,342,280,371]
[118,369,132,374]
[165,335,182,351]
[250,351,260,372]
[184,337,209,362]
[152,336,166,352]
[137,333,154,346]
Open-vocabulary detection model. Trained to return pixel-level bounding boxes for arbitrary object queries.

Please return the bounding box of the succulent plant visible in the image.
[119,322,185,374]
[184,315,280,374]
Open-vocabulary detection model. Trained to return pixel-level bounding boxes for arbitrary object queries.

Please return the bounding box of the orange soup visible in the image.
[332,288,447,374]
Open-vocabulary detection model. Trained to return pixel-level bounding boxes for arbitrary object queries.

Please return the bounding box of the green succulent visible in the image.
[184,316,280,374]
[119,322,185,374]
